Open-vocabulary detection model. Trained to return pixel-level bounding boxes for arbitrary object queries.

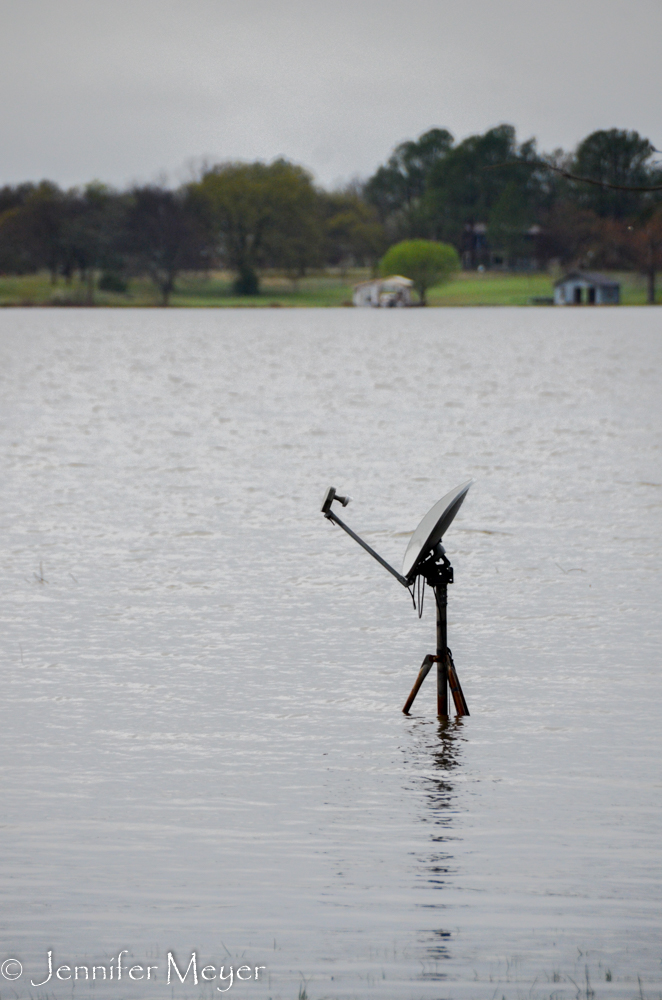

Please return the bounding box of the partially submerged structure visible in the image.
[554,271,620,305]
[321,480,474,717]
[353,275,414,307]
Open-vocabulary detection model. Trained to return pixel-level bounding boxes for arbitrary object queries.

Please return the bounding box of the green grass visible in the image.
[428,269,658,306]
[0,270,360,308]
[428,271,555,306]
[0,268,658,307]
[172,270,357,307]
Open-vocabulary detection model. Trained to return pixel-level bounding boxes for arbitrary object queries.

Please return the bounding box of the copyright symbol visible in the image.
[1,959,23,980]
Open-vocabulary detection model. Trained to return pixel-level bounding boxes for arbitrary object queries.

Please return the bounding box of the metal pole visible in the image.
[435,585,448,716]
[324,509,410,587]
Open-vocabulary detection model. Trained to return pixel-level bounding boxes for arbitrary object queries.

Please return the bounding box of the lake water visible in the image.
[0,307,660,1000]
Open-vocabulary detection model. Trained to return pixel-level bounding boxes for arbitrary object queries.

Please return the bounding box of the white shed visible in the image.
[554,271,620,305]
[353,275,414,307]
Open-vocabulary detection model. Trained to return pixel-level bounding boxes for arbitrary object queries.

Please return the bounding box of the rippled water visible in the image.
[0,307,660,1000]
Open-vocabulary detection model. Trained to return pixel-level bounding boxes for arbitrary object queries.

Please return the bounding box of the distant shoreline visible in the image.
[0,269,657,308]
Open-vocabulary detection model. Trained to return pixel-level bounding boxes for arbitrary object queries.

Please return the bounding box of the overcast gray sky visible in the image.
[1,0,660,190]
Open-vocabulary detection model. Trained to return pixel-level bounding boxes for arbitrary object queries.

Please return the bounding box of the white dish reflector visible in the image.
[402,479,474,581]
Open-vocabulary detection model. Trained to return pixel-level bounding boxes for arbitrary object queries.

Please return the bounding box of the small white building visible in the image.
[554,271,620,305]
[353,275,414,307]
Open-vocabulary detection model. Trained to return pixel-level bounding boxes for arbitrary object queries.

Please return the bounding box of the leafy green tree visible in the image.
[379,239,459,304]
[425,126,544,267]
[571,129,657,219]
[263,170,323,282]
[190,159,322,295]
[365,128,454,237]
[320,190,385,268]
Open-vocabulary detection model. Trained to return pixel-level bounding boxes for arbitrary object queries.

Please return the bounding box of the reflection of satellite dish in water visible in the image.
[321,480,474,717]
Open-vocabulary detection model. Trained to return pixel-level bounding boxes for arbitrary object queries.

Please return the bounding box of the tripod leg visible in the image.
[402,654,435,714]
[447,648,470,716]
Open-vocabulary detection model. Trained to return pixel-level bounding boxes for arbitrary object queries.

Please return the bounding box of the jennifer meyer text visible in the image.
[1,951,266,991]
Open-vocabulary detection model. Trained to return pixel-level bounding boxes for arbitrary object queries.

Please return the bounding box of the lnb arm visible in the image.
[321,487,410,588]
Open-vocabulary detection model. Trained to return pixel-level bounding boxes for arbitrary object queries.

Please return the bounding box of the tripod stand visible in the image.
[402,543,469,717]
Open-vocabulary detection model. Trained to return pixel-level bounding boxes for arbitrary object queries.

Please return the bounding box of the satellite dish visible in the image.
[402,479,474,582]
[320,478,475,717]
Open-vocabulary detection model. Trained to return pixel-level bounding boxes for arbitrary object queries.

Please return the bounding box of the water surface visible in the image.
[0,307,660,999]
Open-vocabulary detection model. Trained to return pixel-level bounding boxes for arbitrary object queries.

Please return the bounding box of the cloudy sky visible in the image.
[1,0,660,190]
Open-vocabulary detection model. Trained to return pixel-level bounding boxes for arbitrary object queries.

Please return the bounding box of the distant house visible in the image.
[554,271,620,305]
[353,275,414,307]
[462,222,544,271]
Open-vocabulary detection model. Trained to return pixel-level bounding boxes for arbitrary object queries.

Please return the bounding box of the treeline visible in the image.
[0,165,382,304]
[364,125,662,300]
[1,125,661,303]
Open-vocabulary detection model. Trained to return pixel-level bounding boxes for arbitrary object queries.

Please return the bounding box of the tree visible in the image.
[364,128,454,237]
[425,125,545,267]
[0,182,68,281]
[122,186,207,305]
[320,190,386,269]
[262,168,323,281]
[487,181,535,268]
[637,210,662,303]
[379,239,459,304]
[0,203,38,274]
[0,183,36,217]
[190,159,322,295]
[60,183,126,303]
[571,129,657,219]
[536,200,601,267]
[0,186,37,275]
[570,209,662,303]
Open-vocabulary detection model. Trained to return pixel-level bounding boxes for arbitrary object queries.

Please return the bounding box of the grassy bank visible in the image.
[0,268,658,307]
